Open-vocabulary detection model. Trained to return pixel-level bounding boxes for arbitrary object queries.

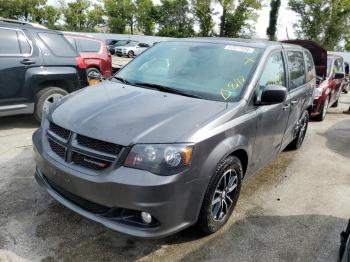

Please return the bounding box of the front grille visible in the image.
[47,122,122,172]
[48,139,66,159]
[72,152,112,171]
[45,176,110,214]
[77,134,121,155]
[49,122,71,140]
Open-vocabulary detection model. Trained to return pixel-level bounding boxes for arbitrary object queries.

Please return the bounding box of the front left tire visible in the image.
[197,156,243,234]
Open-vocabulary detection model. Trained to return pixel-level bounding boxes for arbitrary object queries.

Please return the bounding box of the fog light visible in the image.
[141,212,152,224]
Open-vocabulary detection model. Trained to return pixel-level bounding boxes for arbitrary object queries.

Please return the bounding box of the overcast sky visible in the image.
[49,0,297,39]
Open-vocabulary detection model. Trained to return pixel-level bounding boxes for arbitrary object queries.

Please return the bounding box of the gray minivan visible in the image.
[33,38,315,238]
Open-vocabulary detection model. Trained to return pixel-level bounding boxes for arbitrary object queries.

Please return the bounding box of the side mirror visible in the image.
[258,85,288,105]
[334,72,345,79]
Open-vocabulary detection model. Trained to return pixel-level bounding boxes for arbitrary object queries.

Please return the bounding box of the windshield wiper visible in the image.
[113,76,133,85]
[132,82,202,99]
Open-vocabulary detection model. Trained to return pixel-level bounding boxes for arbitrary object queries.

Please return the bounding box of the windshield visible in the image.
[116,41,262,102]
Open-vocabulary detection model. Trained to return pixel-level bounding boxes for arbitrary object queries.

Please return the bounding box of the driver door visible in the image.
[251,51,291,171]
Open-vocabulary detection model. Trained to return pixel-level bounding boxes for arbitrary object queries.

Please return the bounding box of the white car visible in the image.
[115,41,150,58]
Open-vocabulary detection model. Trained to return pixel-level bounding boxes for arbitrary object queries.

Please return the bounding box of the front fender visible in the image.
[191,109,257,181]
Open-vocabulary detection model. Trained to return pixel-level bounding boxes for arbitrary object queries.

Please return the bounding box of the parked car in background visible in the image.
[106,39,132,55]
[64,33,112,82]
[0,19,88,122]
[105,39,120,55]
[282,40,344,121]
[115,41,150,58]
[33,39,315,238]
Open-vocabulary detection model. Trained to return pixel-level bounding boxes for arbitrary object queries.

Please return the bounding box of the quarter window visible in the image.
[305,51,316,82]
[258,51,286,98]
[287,51,306,89]
[0,28,21,54]
[39,32,76,57]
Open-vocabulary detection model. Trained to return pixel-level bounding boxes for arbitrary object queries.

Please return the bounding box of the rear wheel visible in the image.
[86,67,102,81]
[288,111,309,150]
[34,87,68,122]
[197,156,242,234]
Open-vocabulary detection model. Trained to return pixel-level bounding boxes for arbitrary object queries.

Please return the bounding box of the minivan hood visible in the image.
[50,81,228,146]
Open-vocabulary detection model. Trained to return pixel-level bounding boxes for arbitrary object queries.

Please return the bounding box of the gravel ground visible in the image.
[0,93,349,262]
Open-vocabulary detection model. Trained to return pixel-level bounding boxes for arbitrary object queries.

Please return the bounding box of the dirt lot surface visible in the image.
[0,94,349,262]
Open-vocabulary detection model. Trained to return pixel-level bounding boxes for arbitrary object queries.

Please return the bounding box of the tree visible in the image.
[32,5,60,29]
[0,0,46,21]
[192,0,216,36]
[61,0,104,32]
[216,0,262,37]
[289,0,350,50]
[104,0,135,33]
[136,0,156,35]
[156,0,194,37]
[267,0,281,41]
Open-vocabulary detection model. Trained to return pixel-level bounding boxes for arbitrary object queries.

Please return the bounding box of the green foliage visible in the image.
[289,0,350,50]
[104,0,135,34]
[0,0,46,21]
[136,0,156,35]
[216,0,262,38]
[192,0,216,36]
[156,0,194,37]
[61,0,104,32]
[267,0,281,41]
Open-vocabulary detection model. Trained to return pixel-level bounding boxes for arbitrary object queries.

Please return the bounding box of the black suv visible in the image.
[0,19,88,121]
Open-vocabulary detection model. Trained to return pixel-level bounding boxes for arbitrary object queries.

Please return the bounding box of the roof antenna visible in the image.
[286,27,290,40]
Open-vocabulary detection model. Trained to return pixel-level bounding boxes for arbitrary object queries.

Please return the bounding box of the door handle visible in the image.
[20,58,36,65]
[291,99,299,105]
[282,104,290,111]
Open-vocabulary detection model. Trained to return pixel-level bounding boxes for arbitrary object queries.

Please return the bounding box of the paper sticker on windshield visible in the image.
[224,45,254,53]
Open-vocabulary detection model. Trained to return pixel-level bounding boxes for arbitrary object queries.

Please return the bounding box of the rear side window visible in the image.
[76,39,101,52]
[0,28,21,54]
[0,28,31,55]
[39,32,76,57]
[305,51,316,82]
[287,51,306,89]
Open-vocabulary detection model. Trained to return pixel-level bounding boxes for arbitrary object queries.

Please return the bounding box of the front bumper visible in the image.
[32,129,208,238]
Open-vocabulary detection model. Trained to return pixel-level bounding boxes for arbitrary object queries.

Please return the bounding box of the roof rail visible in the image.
[0,17,48,29]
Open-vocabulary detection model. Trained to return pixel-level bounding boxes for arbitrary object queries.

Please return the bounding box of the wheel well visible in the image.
[37,80,72,93]
[87,66,100,72]
[230,149,248,176]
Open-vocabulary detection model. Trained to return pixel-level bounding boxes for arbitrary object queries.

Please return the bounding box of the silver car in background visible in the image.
[115,41,150,58]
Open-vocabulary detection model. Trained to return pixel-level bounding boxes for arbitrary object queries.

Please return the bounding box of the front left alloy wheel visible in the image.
[198,156,242,234]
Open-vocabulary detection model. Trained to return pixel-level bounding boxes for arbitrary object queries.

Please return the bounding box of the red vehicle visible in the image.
[64,33,112,82]
[282,40,344,121]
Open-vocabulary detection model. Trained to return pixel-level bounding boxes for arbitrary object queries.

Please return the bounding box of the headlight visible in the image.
[124,144,194,175]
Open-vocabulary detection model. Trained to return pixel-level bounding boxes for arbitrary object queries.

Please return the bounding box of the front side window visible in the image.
[287,51,306,89]
[257,51,286,99]
[116,41,262,102]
